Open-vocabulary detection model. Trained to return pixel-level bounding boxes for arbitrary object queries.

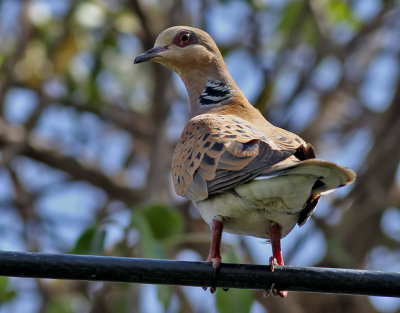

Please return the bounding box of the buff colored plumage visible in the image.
[134,26,356,297]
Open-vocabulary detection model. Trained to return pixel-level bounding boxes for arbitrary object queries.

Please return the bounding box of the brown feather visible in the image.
[172,110,303,201]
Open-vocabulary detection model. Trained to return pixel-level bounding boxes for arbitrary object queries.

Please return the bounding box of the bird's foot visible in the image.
[202,285,217,293]
[202,286,228,293]
[202,257,227,293]
[202,217,225,293]
[263,284,288,298]
[265,257,288,298]
[269,256,278,272]
[202,255,221,293]
[266,223,288,298]
[207,256,222,270]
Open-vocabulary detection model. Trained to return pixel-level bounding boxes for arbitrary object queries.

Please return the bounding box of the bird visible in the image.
[134,26,356,297]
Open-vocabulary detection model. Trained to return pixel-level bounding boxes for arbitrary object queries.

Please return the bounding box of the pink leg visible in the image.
[270,223,284,267]
[267,223,288,298]
[203,217,224,293]
[206,217,223,269]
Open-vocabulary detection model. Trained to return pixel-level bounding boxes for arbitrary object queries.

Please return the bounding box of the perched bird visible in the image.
[134,26,356,297]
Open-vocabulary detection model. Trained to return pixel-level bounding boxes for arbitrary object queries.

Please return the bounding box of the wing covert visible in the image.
[172,114,298,201]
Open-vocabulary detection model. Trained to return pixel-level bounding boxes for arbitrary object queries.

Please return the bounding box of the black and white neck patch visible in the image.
[199,81,232,106]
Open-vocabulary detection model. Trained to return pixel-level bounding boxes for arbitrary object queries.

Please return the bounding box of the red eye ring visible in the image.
[173,30,198,47]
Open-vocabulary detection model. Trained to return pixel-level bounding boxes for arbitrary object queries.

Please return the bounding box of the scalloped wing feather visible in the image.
[172,114,299,201]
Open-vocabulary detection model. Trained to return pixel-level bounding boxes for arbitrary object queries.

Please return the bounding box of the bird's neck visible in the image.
[178,65,242,117]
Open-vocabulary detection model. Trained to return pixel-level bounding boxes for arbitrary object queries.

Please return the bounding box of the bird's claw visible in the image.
[202,286,228,293]
[202,257,222,293]
[263,283,288,298]
[266,256,287,297]
[207,256,221,270]
[269,256,278,272]
[278,290,288,298]
[203,285,217,293]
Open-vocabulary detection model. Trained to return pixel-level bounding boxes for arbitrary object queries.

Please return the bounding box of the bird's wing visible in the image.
[266,123,306,150]
[263,122,317,160]
[172,113,302,201]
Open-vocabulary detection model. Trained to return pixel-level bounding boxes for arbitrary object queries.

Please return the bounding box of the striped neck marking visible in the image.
[199,81,232,106]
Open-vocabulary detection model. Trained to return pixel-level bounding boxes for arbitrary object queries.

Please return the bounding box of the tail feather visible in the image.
[281,159,355,193]
[256,159,356,194]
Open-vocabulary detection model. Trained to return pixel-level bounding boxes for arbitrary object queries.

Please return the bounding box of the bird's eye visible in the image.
[180,33,191,43]
[173,30,198,47]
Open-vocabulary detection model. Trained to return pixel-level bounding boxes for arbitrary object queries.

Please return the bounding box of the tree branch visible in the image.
[0,118,142,206]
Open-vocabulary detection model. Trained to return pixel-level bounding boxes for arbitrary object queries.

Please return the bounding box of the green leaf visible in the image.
[278,1,306,34]
[157,285,173,309]
[109,291,131,313]
[71,225,106,255]
[44,298,74,313]
[301,17,319,46]
[0,277,16,304]
[142,203,184,240]
[221,245,240,264]
[130,204,184,258]
[216,247,254,313]
[131,210,164,258]
[216,288,253,313]
[326,0,360,29]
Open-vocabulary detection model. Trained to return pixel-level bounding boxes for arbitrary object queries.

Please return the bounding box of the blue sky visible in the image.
[0,0,399,312]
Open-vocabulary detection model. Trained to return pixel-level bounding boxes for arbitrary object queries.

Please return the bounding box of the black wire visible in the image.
[0,251,399,297]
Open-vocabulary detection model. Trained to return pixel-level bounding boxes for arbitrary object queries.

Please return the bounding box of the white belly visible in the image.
[195,174,315,239]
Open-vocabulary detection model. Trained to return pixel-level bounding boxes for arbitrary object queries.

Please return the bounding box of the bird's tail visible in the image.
[274,159,356,194]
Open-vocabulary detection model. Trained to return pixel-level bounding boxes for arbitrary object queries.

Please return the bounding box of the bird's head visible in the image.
[134,26,243,115]
[134,26,226,77]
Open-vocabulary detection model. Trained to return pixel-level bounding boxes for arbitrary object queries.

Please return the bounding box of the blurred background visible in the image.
[0,0,399,312]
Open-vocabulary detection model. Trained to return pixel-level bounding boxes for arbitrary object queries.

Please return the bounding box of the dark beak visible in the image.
[134,46,168,64]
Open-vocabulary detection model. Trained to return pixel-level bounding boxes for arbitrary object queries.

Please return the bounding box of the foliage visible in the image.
[0,277,16,305]
[0,0,399,313]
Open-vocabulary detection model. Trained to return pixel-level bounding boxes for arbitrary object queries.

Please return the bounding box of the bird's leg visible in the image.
[266,223,288,298]
[206,217,223,269]
[203,217,224,293]
[270,223,284,268]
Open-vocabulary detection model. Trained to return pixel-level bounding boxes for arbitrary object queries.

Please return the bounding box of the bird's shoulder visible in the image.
[262,121,307,151]
[217,99,308,152]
